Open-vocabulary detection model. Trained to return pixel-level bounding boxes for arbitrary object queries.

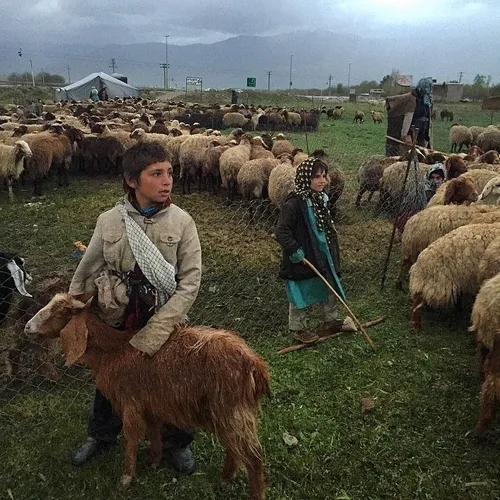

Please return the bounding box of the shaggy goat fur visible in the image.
[409,223,500,329]
[25,293,270,498]
[396,205,500,289]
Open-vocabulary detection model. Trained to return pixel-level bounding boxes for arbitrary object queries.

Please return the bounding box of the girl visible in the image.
[275,158,345,344]
[68,141,202,473]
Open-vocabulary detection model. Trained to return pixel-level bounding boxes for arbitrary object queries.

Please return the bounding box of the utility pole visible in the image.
[289,55,293,95]
[160,63,168,89]
[348,63,352,89]
[109,58,117,73]
[328,75,333,96]
[458,71,463,83]
[165,34,170,91]
[267,70,271,91]
[66,65,71,84]
[29,59,35,87]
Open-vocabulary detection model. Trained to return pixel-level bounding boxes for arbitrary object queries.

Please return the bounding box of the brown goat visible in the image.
[443,177,478,205]
[476,336,500,437]
[25,293,269,499]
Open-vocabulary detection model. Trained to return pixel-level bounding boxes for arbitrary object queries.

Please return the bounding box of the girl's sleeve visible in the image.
[69,215,106,296]
[275,200,302,257]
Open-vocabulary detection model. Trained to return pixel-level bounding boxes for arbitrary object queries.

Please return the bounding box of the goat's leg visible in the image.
[222,449,240,482]
[120,408,146,487]
[476,385,498,438]
[146,421,163,469]
[243,441,265,500]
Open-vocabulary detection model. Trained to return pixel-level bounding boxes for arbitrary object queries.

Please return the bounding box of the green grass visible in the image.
[2,101,500,500]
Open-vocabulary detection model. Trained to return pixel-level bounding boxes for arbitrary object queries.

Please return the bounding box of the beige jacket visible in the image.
[69,197,202,356]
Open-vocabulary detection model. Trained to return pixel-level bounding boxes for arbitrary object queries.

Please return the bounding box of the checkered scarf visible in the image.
[119,204,177,310]
[294,158,337,244]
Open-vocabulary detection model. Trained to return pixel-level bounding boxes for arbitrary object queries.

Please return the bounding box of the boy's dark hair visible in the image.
[122,141,170,194]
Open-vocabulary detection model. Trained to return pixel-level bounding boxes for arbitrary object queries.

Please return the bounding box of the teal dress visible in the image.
[285,198,345,309]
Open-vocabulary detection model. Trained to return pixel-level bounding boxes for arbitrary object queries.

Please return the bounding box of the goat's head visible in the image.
[25,293,92,365]
[444,178,478,205]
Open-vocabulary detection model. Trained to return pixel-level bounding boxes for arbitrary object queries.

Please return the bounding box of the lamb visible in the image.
[219,133,253,200]
[271,134,294,157]
[449,125,473,153]
[427,170,498,207]
[396,204,500,290]
[370,111,384,124]
[24,293,270,498]
[292,148,309,167]
[355,155,400,207]
[477,126,500,153]
[353,111,365,124]
[477,176,500,205]
[409,223,500,329]
[222,112,250,130]
[0,140,32,200]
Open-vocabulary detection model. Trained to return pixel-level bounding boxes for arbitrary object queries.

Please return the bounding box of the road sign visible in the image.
[246,77,256,88]
[186,77,202,85]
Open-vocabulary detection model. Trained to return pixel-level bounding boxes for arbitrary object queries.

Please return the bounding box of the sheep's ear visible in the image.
[60,314,88,366]
[444,181,456,205]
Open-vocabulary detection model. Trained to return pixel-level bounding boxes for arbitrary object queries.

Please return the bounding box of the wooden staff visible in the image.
[386,135,448,157]
[303,258,376,350]
[277,316,386,355]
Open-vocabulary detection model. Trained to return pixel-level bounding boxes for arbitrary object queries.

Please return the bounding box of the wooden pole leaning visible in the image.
[302,258,376,350]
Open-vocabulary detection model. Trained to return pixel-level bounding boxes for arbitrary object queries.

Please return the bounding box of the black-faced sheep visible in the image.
[0,140,32,200]
[25,293,270,498]
[353,111,365,124]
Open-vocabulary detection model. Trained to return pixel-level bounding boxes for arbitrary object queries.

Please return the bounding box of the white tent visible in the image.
[55,72,138,101]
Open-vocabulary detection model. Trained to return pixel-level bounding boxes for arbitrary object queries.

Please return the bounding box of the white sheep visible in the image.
[477,177,500,205]
[268,160,296,208]
[0,141,32,200]
[449,125,473,153]
[477,126,500,153]
[219,134,253,199]
[222,112,250,130]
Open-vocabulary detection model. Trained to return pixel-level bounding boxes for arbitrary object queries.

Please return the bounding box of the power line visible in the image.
[109,58,117,73]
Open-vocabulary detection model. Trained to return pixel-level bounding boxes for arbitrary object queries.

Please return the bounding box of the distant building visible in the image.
[369,88,386,97]
[432,82,464,102]
[111,73,128,84]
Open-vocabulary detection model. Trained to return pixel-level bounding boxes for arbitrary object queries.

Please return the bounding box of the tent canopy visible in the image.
[55,72,138,101]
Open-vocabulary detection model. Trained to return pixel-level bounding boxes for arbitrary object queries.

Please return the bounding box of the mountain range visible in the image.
[1,29,498,90]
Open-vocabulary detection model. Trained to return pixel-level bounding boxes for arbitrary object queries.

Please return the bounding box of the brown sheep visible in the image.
[271,134,294,157]
[444,155,467,179]
[478,150,500,164]
[442,177,478,205]
[25,293,270,499]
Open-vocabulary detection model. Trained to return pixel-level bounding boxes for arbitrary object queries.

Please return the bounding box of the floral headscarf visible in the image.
[415,77,433,107]
[294,158,337,243]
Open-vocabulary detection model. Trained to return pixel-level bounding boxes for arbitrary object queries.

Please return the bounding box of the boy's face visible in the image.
[126,161,173,208]
[429,172,444,186]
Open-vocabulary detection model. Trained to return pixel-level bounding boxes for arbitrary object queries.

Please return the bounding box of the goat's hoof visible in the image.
[120,475,133,488]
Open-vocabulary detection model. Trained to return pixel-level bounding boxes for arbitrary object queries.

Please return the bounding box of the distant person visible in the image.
[385,77,434,156]
[98,86,109,101]
[231,89,238,105]
[90,86,99,103]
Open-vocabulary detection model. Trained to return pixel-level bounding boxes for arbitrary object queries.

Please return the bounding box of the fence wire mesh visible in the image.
[0,146,412,423]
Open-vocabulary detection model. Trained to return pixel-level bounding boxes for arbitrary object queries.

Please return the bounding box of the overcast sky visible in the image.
[1,0,499,45]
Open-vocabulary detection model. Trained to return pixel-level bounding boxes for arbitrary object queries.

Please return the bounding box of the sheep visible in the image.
[268,159,296,208]
[370,111,384,124]
[237,158,280,200]
[202,142,230,194]
[396,204,500,290]
[449,125,473,153]
[330,106,344,120]
[292,148,309,167]
[77,135,125,177]
[478,150,500,164]
[24,293,270,498]
[281,110,302,130]
[178,135,214,194]
[219,133,253,200]
[477,126,500,153]
[250,136,274,160]
[353,111,365,123]
[355,155,400,207]
[444,155,467,178]
[477,176,500,205]
[93,123,136,149]
[440,109,454,121]
[427,170,498,207]
[271,134,294,158]
[409,223,500,329]
[0,140,32,200]
[150,119,169,135]
[470,126,486,145]
[222,112,250,130]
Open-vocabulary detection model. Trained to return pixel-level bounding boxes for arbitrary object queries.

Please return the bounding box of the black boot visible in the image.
[71,437,114,466]
[166,445,197,475]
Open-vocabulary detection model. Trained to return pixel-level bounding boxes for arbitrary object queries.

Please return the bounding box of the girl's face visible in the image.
[310,170,328,192]
[126,161,173,209]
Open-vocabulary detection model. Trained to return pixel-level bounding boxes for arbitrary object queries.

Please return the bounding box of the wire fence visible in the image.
[0,154,406,421]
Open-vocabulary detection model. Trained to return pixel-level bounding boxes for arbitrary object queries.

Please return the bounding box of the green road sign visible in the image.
[246,77,256,88]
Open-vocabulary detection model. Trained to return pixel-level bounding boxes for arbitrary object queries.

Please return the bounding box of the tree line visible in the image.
[4,72,66,85]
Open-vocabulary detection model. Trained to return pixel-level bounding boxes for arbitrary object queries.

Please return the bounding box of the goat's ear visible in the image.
[444,181,456,205]
[60,314,88,366]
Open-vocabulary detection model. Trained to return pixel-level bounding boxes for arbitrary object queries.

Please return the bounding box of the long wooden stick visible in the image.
[386,135,448,157]
[277,315,386,355]
[303,258,376,350]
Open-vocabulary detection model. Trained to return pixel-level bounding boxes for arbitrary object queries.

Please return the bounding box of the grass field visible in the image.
[2,97,500,500]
